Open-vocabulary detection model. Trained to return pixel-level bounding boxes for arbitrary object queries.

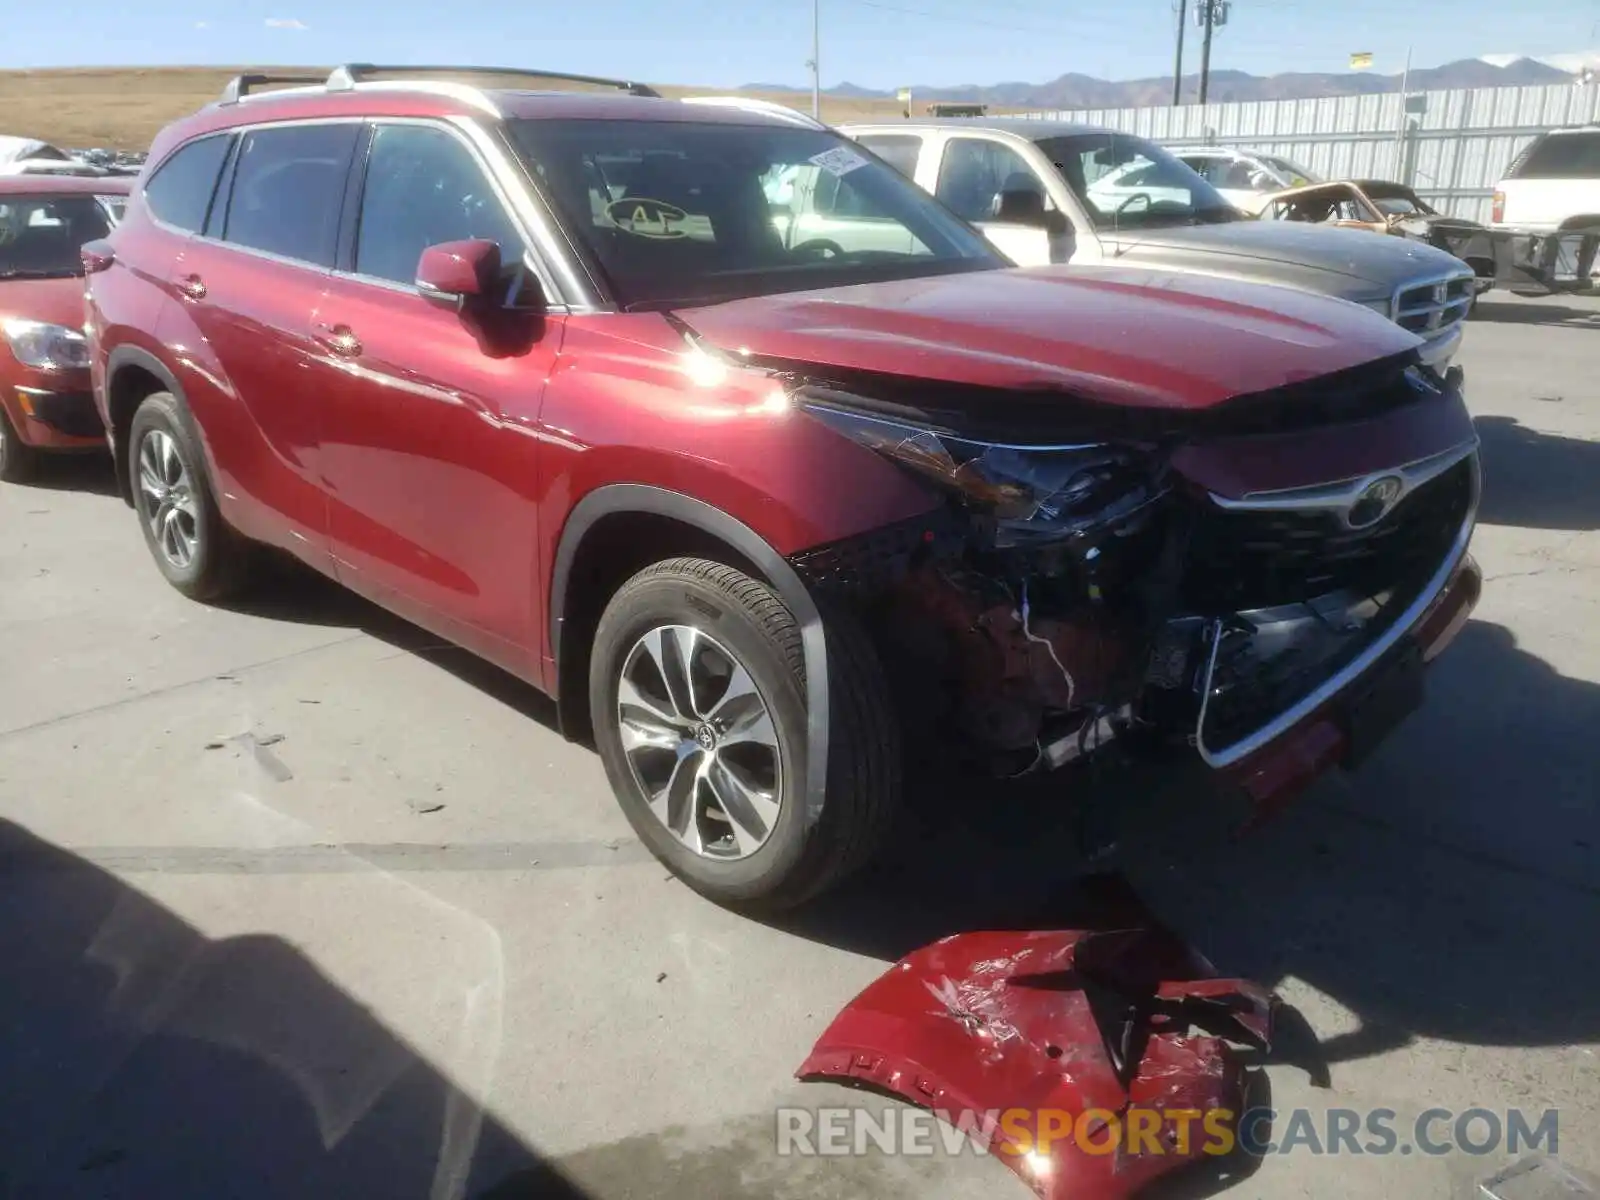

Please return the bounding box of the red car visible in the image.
[84,66,1482,908]
[0,174,129,481]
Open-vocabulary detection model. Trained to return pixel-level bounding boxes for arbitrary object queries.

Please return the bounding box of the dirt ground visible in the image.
[0,66,1006,149]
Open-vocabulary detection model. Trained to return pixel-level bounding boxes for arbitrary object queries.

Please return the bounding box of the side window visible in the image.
[220,123,359,266]
[855,134,922,180]
[1178,156,1214,180]
[142,135,231,233]
[935,138,1047,223]
[354,123,530,288]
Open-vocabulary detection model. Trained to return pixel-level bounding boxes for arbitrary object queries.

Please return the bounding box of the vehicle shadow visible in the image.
[772,615,1600,1077]
[0,817,591,1200]
[218,551,562,735]
[5,449,119,496]
[1474,414,1600,530]
[1473,296,1600,327]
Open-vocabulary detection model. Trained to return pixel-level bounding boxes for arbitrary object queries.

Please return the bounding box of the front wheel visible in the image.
[588,557,900,910]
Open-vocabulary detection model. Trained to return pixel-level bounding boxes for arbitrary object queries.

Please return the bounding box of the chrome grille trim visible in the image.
[1389,269,1476,337]
[1193,449,1480,770]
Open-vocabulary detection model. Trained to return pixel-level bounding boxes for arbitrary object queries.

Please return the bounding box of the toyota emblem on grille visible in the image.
[1345,475,1404,529]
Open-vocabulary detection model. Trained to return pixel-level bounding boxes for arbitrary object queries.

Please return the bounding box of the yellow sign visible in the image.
[1349,51,1373,69]
[896,87,912,103]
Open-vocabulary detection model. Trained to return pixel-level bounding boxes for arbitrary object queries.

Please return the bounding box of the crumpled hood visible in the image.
[0,274,87,332]
[676,263,1422,410]
[1107,219,1468,284]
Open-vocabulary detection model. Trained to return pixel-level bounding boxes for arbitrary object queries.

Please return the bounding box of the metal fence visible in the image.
[1021,82,1600,223]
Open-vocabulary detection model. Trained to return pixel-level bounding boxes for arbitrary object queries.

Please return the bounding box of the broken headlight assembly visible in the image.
[803,402,1167,548]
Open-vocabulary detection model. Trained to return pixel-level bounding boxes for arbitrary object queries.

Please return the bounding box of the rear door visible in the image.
[307,119,564,668]
[161,121,361,561]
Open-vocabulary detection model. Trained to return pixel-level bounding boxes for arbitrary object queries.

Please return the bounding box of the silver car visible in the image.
[833,118,1476,370]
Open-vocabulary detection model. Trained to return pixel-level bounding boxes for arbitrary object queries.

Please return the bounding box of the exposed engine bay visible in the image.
[783,354,1480,780]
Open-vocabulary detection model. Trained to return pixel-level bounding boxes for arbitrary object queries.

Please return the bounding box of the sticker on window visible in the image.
[606,197,689,239]
[809,146,869,177]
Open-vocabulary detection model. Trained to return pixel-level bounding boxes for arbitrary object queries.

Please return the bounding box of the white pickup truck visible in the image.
[812,118,1477,369]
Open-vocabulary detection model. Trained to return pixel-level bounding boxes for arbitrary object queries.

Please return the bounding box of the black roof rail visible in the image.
[324,64,661,98]
[218,71,328,105]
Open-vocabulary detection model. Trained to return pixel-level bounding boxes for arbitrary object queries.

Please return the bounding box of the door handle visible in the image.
[178,274,206,301]
[314,323,362,358]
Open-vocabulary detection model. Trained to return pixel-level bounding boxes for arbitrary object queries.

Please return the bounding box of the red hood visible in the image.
[676,264,1422,410]
[0,274,87,331]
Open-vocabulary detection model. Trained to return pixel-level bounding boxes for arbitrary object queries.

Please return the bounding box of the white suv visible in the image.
[1492,126,1600,233]
[1490,127,1600,291]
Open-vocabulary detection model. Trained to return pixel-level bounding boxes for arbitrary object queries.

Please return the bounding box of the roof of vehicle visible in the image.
[0,173,133,196]
[843,117,1121,139]
[144,73,825,166]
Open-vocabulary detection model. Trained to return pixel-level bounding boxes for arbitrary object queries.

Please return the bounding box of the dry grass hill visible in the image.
[0,66,1010,150]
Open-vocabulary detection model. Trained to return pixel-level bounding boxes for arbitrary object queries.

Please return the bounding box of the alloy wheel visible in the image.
[137,429,199,569]
[616,624,784,860]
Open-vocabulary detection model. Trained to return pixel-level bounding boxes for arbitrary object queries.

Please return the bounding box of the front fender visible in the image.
[549,484,834,825]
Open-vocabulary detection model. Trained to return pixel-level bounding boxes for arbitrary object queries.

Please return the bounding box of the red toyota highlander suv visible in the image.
[84,66,1482,908]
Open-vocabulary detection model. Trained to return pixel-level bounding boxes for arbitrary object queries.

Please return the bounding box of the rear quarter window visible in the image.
[1509,131,1600,180]
[142,134,232,232]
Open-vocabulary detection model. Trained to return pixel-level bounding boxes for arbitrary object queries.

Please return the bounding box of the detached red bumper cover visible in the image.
[797,924,1277,1198]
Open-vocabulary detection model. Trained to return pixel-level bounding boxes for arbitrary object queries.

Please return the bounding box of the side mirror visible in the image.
[81,239,116,274]
[415,239,501,306]
[994,188,1050,228]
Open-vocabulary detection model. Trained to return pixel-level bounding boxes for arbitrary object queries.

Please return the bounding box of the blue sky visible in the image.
[5,0,1597,89]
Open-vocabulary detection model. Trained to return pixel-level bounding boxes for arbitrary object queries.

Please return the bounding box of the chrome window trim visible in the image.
[145,117,365,254]
[1206,436,1479,514]
[1193,449,1480,770]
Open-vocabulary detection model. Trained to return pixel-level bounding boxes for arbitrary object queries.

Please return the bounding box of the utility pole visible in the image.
[1198,0,1216,106]
[808,0,821,119]
[1172,0,1187,106]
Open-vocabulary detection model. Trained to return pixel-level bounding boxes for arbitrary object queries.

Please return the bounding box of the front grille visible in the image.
[1393,273,1474,337]
[1181,456,1475,614]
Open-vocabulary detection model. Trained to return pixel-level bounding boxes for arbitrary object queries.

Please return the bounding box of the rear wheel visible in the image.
[128,391,254,601]
[0,405,39,484]
[588,556,900,910]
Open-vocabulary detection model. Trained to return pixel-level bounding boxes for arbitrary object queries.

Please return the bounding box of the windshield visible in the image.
[0,194,112,278]
[509,118,1005,309]
[1366,189,1435,217]
[1035,133,1242,232]
[1260,155,1317,187]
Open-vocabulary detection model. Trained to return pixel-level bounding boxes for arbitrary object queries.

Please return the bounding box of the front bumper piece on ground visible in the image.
[798,888,1277,1199]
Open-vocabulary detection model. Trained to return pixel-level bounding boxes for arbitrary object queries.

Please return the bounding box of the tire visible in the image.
[127,391,253,601]
[0,404,39,484]
[588,557,900,911]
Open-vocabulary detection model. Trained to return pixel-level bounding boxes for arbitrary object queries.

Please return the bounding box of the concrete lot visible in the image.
[2,293,1598,1200]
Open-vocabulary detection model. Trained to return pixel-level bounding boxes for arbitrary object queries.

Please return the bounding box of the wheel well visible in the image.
[554,511,766,746]
[106,364,167,505]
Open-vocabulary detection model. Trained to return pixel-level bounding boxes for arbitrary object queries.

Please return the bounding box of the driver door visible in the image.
[933,136,1068,266]
[307,120,565,670]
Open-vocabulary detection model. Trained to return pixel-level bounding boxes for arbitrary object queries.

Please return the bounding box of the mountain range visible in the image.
[747,54,1588,110]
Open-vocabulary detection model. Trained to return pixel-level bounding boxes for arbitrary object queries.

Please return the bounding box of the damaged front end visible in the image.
[782,352,1482,807]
